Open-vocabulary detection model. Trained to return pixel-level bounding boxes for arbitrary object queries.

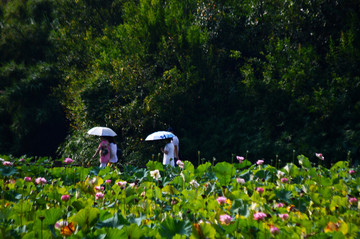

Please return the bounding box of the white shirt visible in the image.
[162,142,175,167]
[172,135,179,158]
[109,143,118,163]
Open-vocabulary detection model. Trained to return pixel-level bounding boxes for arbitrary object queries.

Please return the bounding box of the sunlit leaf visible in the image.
[159,218,192,238]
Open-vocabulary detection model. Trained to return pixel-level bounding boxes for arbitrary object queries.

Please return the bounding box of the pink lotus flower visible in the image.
[315,153,324,160]
[236,156,244,163]
[276,202,284,208]
[216,196,227,205]
[61,194,70,201]
[176,160,184,169]
[64,158,74,164]
[105,180,111,184]
[256,187,264,194]
[95,192,104,200]
[270,225,279,235]
[279,213,289,220]
[256,160,264,165]
[19,158,25,162]
[236,178,245,184]
[349,197,357,205]
[281,178,289,183]
[219,214,232,225]
[349,170,355,175]
[3,161,13,166]
[24,177,32,182]
[94,186,104,191]
[35,177,47,185]
[117,181,127,188]
[253,212,267,221]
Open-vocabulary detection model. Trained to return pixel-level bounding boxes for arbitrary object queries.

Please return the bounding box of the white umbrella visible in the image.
[87,127,117,137]
[145,131,175,141]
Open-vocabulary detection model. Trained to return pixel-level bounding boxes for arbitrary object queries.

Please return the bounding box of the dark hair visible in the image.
[167,127,174,132]
[101,136,116,143]
[107,137,116,144]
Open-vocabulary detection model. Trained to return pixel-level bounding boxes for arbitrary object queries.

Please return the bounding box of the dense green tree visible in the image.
[0,0,67,158]
[1,0,360,166]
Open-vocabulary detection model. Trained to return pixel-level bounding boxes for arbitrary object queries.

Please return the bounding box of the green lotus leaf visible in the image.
[229,190,250,202]
[0,166,17,177]
[254,169,273,181]
[291,197,310,213]
[73,198,97,211]
[123,223,144,239]
[319,187,332,199]
[22,231,52,239]
[159,218,192,238]
[234,159,252,169]
[329,196,348,212]
[298,155,312,169]
[181,169,195,184]
[162,185,180,195]
[330,161,349,172]
[12,199,33,216]
[130,168,148,183]
[195,162,211,177]
[182,189,200,202]
[127,214,147,226]
[101,227,127,239]
[238,170,252,182]
[284,163,299,177]
[275,189,293,204]
[72,207,100,231]
[191,222,216,239]
[230,199,249,217]
[43,208,63,226]
[96,212,129,229]
[214,162,236,186]
[146,160,164,171]
[183,161,195,173]
[311,193,322,205]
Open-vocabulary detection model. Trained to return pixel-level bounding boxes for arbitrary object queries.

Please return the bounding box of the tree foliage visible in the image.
[1,0,360,166]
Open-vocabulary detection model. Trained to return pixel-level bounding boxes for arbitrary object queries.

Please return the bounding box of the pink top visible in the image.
[98,140,110,163]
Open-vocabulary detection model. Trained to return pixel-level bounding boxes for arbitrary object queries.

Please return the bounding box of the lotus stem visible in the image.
[198,151,200,167]
[292,149,295,164]
[39,216,45,239]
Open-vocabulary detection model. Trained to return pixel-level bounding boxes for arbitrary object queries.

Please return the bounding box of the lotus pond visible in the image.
[0,154,359,238]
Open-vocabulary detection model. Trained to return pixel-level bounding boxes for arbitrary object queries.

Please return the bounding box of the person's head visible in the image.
[107,137,115,143]
[168,127,174,133]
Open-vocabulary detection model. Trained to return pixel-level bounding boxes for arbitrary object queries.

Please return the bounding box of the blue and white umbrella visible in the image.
[145,131,174,141]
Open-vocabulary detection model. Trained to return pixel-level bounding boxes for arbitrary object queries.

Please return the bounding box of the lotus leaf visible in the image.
[214,162,236,186]
[298,155,312,169]
[159,218,192,238]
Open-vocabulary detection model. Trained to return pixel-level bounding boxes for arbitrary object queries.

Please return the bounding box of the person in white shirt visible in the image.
[168,127,179,161]
[161,137,175,167]
[108,137,118,167]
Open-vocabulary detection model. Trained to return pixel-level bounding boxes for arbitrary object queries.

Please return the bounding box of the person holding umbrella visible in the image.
[88,126,117,168]
[92,136,112,168]
[145,131,175,167]
[161,137,175,167]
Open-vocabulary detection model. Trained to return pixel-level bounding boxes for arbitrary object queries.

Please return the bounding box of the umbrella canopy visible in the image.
[87,127,117,137]
[145,131,175,141]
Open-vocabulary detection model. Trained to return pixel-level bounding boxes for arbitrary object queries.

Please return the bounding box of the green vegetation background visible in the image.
[1,0,359,167]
